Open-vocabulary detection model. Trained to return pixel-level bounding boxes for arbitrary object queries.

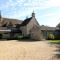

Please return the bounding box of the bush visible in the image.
[22,35,30,39]
[54,30,60,39]
[15,35,23,40]
[47,34,55,40]
[15,35,30,40]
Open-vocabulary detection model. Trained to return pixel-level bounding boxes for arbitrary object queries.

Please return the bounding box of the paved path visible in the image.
[0,40,58,60]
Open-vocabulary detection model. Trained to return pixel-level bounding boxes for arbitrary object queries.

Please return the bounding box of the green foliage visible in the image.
[22,35,30,39]
[56,23,60,28]
[15,35,30,40]
[47,34,55,40]
[15,35,23,40]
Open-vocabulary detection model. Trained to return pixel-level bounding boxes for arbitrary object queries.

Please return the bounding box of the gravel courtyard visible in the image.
[0,40,58,60]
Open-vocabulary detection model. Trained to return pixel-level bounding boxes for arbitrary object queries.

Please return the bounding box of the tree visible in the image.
[56,23,60,28]
[47,34,55,40]
[55,23,60,39]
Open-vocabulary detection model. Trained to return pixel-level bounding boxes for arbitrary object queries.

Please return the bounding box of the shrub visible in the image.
[15,35,23,40]
[15,35,30,40]
[47,34,55,40]
[22,35,30,39]
[54,30,60,39]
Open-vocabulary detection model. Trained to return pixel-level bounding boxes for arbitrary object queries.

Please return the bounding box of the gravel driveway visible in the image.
[0,40,58,60]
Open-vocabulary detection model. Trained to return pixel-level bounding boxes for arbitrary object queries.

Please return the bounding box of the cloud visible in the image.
[39,12,60,27]
[20,0,60,9]
[1,0,60,10]
[1,0,60,27]
[40,0,60,9]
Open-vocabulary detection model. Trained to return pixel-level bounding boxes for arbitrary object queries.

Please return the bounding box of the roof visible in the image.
[1,18,22,27]
[20,17,32,26]
[40,26,60,31]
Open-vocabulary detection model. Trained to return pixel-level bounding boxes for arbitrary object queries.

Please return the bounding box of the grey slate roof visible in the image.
[20,17,32,26]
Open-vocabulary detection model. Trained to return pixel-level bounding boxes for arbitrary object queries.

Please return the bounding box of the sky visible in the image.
[0,0,60,27]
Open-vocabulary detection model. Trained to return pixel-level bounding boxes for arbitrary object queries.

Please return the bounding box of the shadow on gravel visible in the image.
[54,45,60,59]
[17,39,41,42]
[0,39,41,42]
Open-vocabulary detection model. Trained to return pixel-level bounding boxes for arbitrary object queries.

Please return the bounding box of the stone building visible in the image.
[0,11,60,40]
[40,25,60,39]
[0,11,42,40]
[20,11,42,40]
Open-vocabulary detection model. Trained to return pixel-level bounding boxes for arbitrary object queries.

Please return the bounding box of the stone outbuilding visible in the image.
[20,11,42,40]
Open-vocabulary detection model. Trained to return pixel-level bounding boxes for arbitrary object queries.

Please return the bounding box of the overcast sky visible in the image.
[0,0,60,27]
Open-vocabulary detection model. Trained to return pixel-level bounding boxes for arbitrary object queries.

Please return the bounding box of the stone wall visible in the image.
[20,26,27,36]
[27,17,40,35]
[30,26,42,40]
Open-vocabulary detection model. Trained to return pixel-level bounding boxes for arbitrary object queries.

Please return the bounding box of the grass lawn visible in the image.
[48,40,60,44]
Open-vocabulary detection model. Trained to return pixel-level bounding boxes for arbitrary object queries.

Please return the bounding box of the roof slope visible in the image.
[1,18,22,27]
[20,17,32,26]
